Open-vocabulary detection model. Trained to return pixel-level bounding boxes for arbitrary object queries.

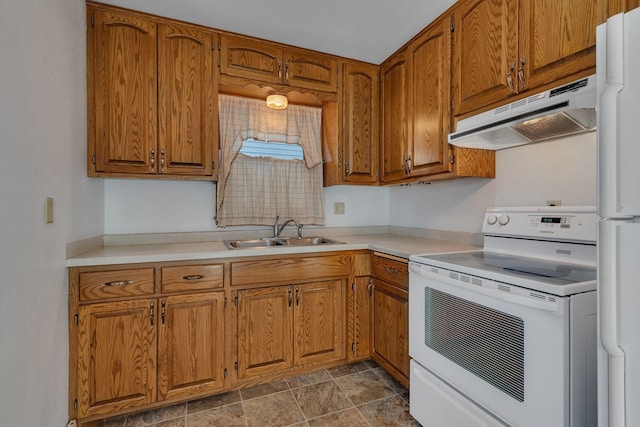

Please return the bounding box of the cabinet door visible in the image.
[518,0,619,91]
[158,24,216,176]
[351,276,372,361]
[157,292,225,401]
[294,280,346,366]
[371,278,409,385]
[407,16,453,178]
[452,0,519,115]
[380,51,409,182]
[219,35,282,84]
[284,49,338,92]
[237,286,294,378]
[77,299,157,418]
[91,8,157,174]
[342,62,379,184]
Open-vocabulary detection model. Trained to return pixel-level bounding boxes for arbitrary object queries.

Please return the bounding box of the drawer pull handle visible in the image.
[103,280,132,287]
[182,274,204,281]
[384,267,398,274]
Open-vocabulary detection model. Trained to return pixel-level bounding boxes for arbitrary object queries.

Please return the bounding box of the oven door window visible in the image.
[425,287,524,402]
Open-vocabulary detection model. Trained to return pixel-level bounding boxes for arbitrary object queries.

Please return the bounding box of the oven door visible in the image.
[408,261,571,427]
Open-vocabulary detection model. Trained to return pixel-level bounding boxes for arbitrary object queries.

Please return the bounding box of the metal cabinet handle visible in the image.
[182,275,204,281]
[506,62,515,94]
[385,267,399,274]
[150,302,155,327]
[367,281,373,296]
[345,161,349,176]
[295,286,300,306]
[161,300,166,325]
[403,155,412,175]
[278,62,282,80]
[160,149,165,172]
[288,287,292,307]
[518,56,526,90]
[103,280,132,287]
[285,63,289,82]
[150,149,155,170]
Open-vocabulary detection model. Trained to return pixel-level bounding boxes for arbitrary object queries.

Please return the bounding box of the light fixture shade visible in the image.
[266,94,288,110]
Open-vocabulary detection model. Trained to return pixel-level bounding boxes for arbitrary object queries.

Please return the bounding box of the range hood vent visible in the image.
[449,75,596,150]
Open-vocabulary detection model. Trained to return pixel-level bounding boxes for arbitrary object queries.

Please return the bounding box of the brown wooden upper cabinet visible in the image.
[341,62,380,184]
[452,0,622,117]
[220,34,338,92]
[87,4,218,179]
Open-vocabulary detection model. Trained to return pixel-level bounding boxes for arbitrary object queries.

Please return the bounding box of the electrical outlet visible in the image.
[546,200,562,207]
[45,197,54,223]
[333,202,345,215]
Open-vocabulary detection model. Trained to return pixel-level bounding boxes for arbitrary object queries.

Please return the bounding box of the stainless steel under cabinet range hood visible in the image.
[449,75,596,150]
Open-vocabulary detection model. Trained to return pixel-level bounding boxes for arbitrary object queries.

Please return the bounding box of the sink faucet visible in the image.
[273,216,303,239]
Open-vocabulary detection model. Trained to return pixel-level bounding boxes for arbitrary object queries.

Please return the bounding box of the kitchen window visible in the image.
[216,95,324,227]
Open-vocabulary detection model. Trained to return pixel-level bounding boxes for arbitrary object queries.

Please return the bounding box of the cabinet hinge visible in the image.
[224,297,227,308]
[218,41,221,50]
[351,282,355,292]
[212,41,215,51]
[234,296,238,307]
[212,160,216,170]
[91,154,96,165]
[451,100,455,111]
[74,314,79,325]
[234,361,238,371]
[450,17,455,32]
[224,368,228,378]
[91,16,94,27]
[449,154,455,165]
[74,398,78,410]
[351,342,355,353]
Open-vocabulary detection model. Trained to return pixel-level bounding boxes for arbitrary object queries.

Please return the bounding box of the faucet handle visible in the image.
[296,223,303,239]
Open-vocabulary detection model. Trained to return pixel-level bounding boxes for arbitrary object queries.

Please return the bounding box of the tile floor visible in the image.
[103,360,421,427]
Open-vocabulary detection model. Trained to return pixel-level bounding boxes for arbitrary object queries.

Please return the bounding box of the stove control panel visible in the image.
[482,206,597,242]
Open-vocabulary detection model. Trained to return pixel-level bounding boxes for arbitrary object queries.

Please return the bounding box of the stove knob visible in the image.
[487,215,498,225]
[498,215,510,225]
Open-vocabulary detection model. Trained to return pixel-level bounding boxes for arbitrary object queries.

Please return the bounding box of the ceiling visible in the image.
[95,0,457,64]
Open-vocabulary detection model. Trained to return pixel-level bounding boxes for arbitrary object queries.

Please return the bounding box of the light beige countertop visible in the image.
[66,231,480,267]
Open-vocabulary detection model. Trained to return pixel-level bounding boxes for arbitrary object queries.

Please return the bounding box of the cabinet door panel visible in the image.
[380,52,409,182]
[219,35,282,84]
[158,293,225,400]
[285,49,338,92]
[372,278,409,383]
[452,0,518,115]
[77,299,157,418]
[342,63,379,184]
[295,280,346,366]
[237,286,293,378]
[158,24,215,176]
[92,9,157,174]
[352,276,372,360]
[408,17,452,177]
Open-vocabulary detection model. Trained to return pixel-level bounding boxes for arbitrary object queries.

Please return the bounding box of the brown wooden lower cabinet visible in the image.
[237,280,346,379]
[370,254,410,387]
[157,292,226,401]
[77,299,158,418]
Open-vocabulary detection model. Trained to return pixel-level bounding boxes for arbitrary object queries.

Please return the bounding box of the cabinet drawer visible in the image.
[161,264,224,293]
[231,254,351,286]
[372,254,408,289]
[79,268,155,301]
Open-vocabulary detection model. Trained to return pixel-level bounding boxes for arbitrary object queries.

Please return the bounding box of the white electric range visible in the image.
[408,206,598,427]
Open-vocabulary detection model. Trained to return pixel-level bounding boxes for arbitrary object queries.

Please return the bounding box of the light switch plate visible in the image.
[333,202,345,215]
[45,197,54,223]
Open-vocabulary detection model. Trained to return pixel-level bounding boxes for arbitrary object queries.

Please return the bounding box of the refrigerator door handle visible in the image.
[597,13,627,219]
[598,220,626,427]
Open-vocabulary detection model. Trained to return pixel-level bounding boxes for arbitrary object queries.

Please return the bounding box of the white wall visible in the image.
[389,132,597,233]
[104,181,390,233]
[0,0,104,425]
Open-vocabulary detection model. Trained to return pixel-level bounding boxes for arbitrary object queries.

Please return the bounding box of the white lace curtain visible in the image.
[216,94,325,226]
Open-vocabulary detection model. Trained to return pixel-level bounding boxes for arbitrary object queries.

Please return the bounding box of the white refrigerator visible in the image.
[596,8,640,427]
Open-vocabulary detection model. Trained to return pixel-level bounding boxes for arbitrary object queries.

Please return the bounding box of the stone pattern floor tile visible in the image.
[102,361,419,427]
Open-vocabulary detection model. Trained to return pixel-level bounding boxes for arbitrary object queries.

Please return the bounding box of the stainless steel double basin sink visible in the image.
[223,236,345,250]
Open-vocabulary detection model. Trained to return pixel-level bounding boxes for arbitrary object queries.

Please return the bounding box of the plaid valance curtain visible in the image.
[216,95,325,226]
